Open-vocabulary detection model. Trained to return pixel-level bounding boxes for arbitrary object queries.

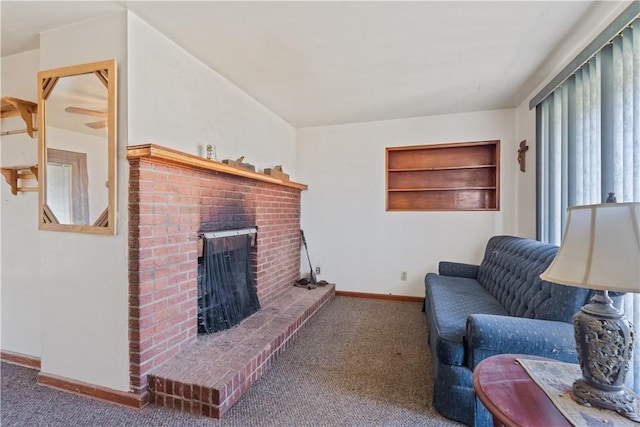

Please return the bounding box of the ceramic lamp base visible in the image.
[572,290,638,421]
[573,378,640,421]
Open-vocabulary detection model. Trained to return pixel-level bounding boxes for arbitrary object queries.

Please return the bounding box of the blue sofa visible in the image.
[424,235,601,426]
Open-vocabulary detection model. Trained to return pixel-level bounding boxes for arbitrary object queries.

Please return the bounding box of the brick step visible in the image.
[148,284,335,418]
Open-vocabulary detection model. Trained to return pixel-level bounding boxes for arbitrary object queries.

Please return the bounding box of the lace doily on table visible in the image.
[517,358,640,427]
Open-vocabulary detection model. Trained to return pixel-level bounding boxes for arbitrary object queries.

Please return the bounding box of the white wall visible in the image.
[38,12,130,391]
[1,50,41,358]
[127,13,296,176]
[514,104,537,239]
[297,109,517,297]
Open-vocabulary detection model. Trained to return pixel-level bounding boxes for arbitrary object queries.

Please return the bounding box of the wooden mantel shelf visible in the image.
[127,144,308,191]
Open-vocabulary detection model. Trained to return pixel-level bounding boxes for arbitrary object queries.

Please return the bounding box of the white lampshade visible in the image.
[540,202,640,293]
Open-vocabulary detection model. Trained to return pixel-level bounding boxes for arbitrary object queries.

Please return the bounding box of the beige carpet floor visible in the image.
[1,296,462,426]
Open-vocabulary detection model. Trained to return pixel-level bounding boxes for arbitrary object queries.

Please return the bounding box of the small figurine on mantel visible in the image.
[222,156,256,171]
[206,144,216,160]
[263,165,289,181]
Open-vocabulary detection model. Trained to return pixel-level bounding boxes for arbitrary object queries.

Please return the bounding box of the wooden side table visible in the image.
[473,354,571,427]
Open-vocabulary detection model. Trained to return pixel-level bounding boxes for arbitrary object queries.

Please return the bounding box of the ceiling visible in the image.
[0,1,630,128]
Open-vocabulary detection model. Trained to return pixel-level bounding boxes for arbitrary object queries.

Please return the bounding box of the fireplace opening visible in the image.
[197,229,260,334]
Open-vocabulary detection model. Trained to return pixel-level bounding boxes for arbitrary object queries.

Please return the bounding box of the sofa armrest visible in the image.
[438,261,479,279]
[465,314,578,370]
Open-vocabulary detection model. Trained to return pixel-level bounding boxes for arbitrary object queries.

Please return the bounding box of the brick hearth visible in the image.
[126,144,333,416]
[148,284,334,417]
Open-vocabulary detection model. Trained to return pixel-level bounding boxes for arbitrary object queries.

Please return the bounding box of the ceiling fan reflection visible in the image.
[64,106,107,129]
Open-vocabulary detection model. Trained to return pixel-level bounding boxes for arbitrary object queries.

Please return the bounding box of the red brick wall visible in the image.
[128,159,303,400]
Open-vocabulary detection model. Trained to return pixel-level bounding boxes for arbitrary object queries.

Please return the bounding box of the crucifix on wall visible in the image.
[517,140,529,172]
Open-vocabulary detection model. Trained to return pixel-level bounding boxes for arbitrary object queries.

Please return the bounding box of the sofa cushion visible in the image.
[532,282,592,323]
[425,273,508,366]
[476,235,590,322]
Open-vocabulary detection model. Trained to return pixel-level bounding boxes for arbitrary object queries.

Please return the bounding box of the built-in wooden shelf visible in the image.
[1,165,38,195]
[386,140,500,211]
[127,144,308,191]
[388,187,497,192]
[388,164,497,172]
[1,97,38,137]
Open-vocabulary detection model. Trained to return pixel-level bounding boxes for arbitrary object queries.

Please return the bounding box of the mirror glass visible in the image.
[38,60,116,235]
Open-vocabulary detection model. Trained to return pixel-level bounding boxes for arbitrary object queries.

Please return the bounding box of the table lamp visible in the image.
[540,202,640,420]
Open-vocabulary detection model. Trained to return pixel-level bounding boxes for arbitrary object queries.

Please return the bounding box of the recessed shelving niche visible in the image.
[386,140,500,211]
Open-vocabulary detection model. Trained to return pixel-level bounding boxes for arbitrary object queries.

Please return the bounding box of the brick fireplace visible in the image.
[126,144,333,416]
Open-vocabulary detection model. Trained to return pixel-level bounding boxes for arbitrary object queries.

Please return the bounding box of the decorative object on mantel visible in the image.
[540,202,640,421]
[1,165,38,195]
[1,96,38,137]
[606,192,617,203]
[222,156,255,171]
[517,140,529,172]
[206,144,216,160]
[263,165,289,181]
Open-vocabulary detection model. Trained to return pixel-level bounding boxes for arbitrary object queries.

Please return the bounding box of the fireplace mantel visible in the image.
[127,143,308,191]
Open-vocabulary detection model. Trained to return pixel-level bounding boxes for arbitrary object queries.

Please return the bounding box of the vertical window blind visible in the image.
[537,17,640,245]
[535,14,640,391]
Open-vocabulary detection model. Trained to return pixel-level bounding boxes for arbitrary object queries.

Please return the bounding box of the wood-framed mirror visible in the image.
[38,60,116,235]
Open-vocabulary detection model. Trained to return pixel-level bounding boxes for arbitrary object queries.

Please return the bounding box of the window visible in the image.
[536,13,640,243]
[534,12,640,391]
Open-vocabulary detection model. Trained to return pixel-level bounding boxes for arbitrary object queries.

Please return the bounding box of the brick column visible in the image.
[128,160,200,399]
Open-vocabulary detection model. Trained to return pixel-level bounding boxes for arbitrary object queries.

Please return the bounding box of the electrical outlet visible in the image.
[315,266,321,275]
[401,271,407,281]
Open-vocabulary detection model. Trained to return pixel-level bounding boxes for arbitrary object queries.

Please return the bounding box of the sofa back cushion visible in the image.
[476,235,592,323]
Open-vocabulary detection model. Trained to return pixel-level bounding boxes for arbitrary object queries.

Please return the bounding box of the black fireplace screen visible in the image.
[197,234,260,334]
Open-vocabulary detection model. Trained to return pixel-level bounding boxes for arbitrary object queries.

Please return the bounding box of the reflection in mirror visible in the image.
[38,60,116,235]
[46,148,89,224]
